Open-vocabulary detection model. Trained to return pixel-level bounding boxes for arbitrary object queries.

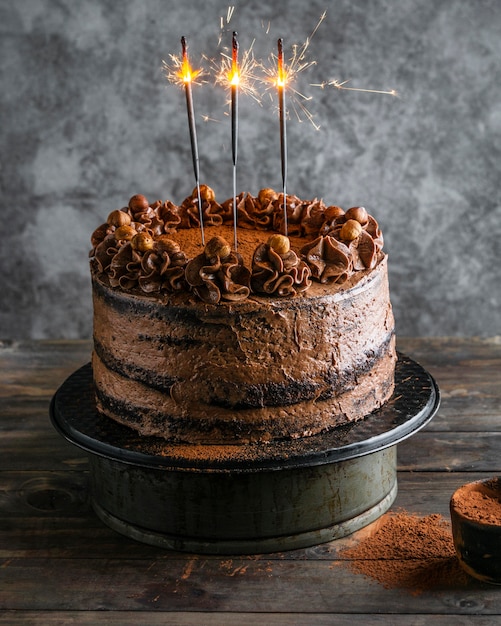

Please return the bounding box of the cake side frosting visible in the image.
[89,188,396,444]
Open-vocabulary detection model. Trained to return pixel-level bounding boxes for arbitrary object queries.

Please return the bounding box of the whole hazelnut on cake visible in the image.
[340,219,363,241]
[268,234,290,256]
[107,209,132,228]
[204,236,232,262]
[258,188,278,206]
[345,206,368,226]
[155,236,181,256]
[114,225,137,242]
[131,232,154,252]
[324,205,345,221]
[128,194,150,215]
[194,185,216,203]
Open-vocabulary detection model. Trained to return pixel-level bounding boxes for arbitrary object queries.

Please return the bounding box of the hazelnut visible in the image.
[155,236,181,256]
[114,225,137,241]
[131,232,154,252]
[194,185,216,203]
[268,234,290,255]
[204,236,232,261]
[324,205,345,221]
[258,188,278,205]
[128,194,149,214]
[340,219,363,241]
[107,209,132,228]
[345,206,368,226]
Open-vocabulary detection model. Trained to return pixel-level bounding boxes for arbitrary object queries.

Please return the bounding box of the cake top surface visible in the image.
[90,186,385,304]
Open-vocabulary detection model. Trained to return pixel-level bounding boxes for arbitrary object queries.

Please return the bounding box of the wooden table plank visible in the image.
[397,432,501,472]
[1,554,497,614]
[0,613,496,625]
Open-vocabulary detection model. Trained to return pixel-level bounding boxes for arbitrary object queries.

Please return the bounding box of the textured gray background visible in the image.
[1,0,500,339]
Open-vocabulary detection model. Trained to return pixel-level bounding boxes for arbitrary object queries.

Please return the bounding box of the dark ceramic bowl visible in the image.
[450,477,501,584]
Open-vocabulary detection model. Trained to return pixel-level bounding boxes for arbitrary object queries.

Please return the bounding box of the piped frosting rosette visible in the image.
[109,236,188,293]
[251,234,311,296]
[185,236,251,304]
[301,205,385,282]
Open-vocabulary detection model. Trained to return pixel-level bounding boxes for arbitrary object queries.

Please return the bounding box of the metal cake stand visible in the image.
[50,353,440,554]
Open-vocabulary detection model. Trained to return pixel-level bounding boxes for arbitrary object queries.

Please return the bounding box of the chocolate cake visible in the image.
[90,186,396,444]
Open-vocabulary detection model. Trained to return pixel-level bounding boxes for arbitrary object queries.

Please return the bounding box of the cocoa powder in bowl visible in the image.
[450,477,501,584]
[451,477,501,526]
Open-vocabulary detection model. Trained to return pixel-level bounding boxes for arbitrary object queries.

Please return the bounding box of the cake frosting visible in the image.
[90,187,396,444]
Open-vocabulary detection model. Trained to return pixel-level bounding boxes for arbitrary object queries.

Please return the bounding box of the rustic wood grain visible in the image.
[0,613,496,625]
[1,338,501,620]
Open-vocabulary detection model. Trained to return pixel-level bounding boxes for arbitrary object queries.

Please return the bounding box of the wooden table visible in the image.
[1,337,501,624]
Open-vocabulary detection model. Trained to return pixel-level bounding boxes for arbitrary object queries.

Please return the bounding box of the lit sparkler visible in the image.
[230,31,239,250]
[210,31,260,249]
[277,38,288,236]
[164,37,205,244]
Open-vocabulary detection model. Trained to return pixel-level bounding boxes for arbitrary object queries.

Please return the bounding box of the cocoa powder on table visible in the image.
[340,511,470,593]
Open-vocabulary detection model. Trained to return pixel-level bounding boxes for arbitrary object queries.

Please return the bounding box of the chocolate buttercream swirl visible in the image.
[272,194,305,237]
[301,199,328,236]
[185,237,251,304]
[154,200,182,233]
[365,214,384,252]
[300,236,352,284]
[91,223,114,248]
[251,236,311,297]
[108,243,143,290]
[324,208,383,272]
[138,245,188,293]
[231,192,275,230]
[180,185,227,228]
[107,239,188,294]
[92,234,120,273]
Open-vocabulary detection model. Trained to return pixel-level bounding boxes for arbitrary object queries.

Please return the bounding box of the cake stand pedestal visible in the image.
[50,353,439,555]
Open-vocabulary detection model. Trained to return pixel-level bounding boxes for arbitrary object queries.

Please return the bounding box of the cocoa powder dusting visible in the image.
[340,511,469,593]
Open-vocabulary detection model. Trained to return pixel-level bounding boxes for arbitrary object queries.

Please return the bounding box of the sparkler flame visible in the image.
[163,38,205,89]
[212,39,260,104]
[181,52,192,84]
[260,12,326,129]
[277,38,286,87]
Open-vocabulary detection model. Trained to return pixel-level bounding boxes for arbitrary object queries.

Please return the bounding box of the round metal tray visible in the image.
[50,353,439,554]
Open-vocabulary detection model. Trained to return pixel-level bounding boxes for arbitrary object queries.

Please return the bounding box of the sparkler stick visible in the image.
[181,36,205,245]
[230,31,239,250]
[277,38,288,237]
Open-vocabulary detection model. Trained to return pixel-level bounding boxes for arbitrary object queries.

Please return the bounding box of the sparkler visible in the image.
[210,27,261,248]
[165,38,205,244]
[277,38,288,236]
[230,31,239,250]
[181,37,205,245]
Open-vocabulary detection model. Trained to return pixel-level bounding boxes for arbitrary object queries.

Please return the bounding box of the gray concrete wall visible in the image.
[1,0,500,338]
